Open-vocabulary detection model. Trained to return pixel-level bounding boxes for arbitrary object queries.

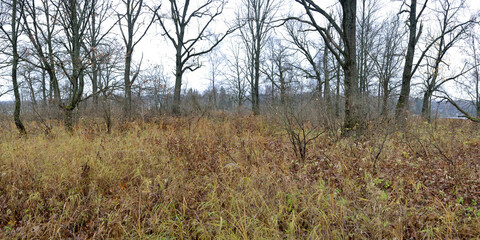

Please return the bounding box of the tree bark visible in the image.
[119,0,154,120]
[173,45,183,115]
[475,39,480,118]
[41,68,47,106]
[92,57,98,105]
[279,70,286,106]
[252,38,261,115]
[476,68,480,118]
[421,89,432,122]
[381,77,389,117]
[341,0,360,132]
[238,0,276,116]
[60,0,89,132]
[335,63,341,117]
[155,0,231,115]
[11,0,26,135]
[124,47,132,119]
[65,108,74,131]
[395,0,418,125]
[90,6,98,106]
[323,45,332,114]
[475,41,480,118]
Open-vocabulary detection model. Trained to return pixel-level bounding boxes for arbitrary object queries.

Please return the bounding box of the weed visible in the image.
[0,117,478,238]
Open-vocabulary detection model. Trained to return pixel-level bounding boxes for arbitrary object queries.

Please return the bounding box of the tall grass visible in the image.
[0,116,479,239]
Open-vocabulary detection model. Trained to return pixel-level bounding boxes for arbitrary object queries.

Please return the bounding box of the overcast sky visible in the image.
[2,0,480,101]
[134,0,480,94]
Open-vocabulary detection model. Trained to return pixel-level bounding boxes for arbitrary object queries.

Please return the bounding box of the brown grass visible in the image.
[0,115,479,239]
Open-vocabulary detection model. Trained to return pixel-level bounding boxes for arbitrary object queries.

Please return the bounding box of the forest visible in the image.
[0,0,480,238]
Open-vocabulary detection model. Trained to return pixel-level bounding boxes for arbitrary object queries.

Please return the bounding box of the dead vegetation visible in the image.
[0,116,479,239]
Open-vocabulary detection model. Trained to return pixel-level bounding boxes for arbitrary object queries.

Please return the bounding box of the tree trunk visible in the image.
[341,0,361,132]
[421,88,433,123]
[12,0,26,135]
[280,80,286,106]
[47,27,61,108]
[92,57,98,106]
[475,65,480,118]
[41,68,47,106]
[124,47,132,119]
[476,99,480,119]
[91,8,98,106]
[323,46,332,114]
[26,74,38,107]
[381,82,389,117]
[395,0,417,125]
[335,64,341,117]
[358,0,367,96]
[12,49,25,135]
[46,69,61,119]
[474,39,480,118]
[62,1,86,132]
[212,80,216,110]
[252,46,261,115]
[65,108,74,132]
[173,45,183,115]
[476,70,480,118]
[317,76,323,100]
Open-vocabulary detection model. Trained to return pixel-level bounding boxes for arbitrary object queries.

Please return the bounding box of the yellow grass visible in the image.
[0,115,479,239]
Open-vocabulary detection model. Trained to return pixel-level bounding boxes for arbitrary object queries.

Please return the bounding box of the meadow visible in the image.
[0,115,479,239]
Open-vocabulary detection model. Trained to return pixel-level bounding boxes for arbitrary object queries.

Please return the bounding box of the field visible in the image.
[0,115,479,239]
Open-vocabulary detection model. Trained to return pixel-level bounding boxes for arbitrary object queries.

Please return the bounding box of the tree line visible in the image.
[0,0,479,134]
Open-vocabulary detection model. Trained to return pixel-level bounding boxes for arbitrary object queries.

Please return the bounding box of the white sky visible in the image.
[135,0,480,95]
[2,0,480,101]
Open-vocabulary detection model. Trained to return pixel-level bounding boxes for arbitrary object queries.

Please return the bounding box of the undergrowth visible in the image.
[0,115,479,239]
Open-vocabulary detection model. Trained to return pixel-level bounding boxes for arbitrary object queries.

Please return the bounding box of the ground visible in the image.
[0,115,479,239]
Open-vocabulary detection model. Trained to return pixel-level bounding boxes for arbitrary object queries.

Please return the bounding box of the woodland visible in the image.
[0,0,480,238]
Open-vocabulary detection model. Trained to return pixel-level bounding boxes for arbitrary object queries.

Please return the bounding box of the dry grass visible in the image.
[0,115,479,239]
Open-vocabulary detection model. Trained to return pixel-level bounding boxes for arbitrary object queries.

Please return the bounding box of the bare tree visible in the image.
[206,48,223,109]
[420,0,473,122]
[53,0,95,131]
[97,41,124,133]
[285,21,324,102]
[84,0,116,107]
[0,0,26,134]
[470,34,480,118]
[21,0,62,110]
[369,14,405,117]
[117,0,155,119]
[263,38,295,106]
[139,64,171,114]
[21,0,97,131]
[224,41,248,108]
[442,94,480,122]
[20,63,40,108]
[461,30,480,118]
[322,37,335,114]
[395,0,429,124]
[357,0,381,97]
[294,0,362,133]
[238,0,279,115]
[154,0,234,114]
